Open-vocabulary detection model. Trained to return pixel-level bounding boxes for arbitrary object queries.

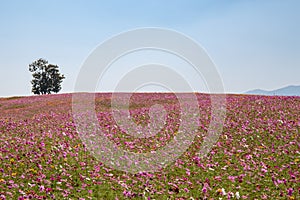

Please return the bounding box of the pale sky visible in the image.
[0,0,299,97]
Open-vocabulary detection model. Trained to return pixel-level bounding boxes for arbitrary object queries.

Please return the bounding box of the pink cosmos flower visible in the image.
[39,185,45,192]
[287,188,293,196]
[228,175,236,182]
[202,186,207,193]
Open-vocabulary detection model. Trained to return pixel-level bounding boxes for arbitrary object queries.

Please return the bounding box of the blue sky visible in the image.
[0,0,299,97]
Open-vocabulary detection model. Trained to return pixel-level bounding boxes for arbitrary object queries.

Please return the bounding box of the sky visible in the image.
[0,0,299,97]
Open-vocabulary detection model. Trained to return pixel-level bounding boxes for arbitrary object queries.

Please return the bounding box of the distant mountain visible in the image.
[245,85,300,96]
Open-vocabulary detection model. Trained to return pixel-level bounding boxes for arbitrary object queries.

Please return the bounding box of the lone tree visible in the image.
[29,58,65,95]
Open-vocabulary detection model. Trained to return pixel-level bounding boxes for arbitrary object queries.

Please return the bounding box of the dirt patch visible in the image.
[4,104,26,110]
[6,96,24,100]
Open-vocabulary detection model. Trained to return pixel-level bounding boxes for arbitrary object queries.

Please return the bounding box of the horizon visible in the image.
[1,85,300,99]
[1,0,300,97]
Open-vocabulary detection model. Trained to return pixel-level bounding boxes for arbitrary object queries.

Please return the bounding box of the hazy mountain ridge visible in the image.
[246,85,300,96]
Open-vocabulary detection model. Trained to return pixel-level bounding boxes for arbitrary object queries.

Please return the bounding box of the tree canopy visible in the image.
[29,58,65,95]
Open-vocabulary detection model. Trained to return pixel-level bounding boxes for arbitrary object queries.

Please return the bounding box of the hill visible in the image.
[0,93,299,199]
[245,85,300,96]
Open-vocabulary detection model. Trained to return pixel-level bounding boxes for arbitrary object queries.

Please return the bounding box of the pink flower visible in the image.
[45,188,53,193]
[228,176,236,182]
[186,169,191,176]
[39,185,45,192]
[261,168,268,173]
[202,186,207,193]
[123,190,132,197]
[287,188,293,196]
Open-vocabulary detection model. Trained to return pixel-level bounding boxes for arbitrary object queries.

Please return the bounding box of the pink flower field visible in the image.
[0,93,299,199]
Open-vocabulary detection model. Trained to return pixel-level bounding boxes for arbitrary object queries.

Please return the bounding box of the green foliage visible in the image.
[29,58,65,95]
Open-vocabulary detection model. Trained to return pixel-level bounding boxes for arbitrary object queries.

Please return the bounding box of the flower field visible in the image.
[0,93,299,199]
